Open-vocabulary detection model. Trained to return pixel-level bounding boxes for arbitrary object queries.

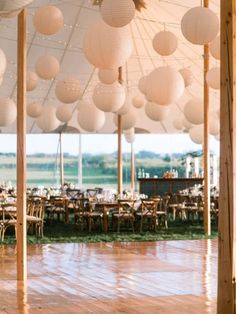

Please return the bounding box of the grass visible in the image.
[1,219,218,245]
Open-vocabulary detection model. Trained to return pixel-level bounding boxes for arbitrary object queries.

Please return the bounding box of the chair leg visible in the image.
[140,217,143,233]
[131,219,135,233]
[89,217,92,233]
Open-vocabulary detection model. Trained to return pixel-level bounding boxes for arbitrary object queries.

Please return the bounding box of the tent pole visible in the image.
[17,8,27,281]
[59,133,64,188]
[217,0,236,312]
[118,67,123,195]
[78,133,82,188]
[203,0,211,236]
[131,143,135,195]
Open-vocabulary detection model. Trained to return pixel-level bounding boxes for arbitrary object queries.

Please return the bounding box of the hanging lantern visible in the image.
[146,66,185,105]
[114,108,137,130]
[145,102,169,121]
[209,113,220,136]
[98,69,118,84]
[132,94,145,109]
[55,78,81,103]
[206,67,220,90]
[36,106,60,132]
[93,82,126,112]
[138,76,147,95]
[35,55,60,80]
[181,7,219,45]
[189,124,204,144]
[83,20,133,69]
[152,31,178,56]
[27,102,43,118]
[210,35,220,60]
[179,68,193,87]
[116,97,131,115]
[124,129,135,143]
[182,117,193,130]
[100,0,135,28]
[26,71,39,92]
[33,5,64,35]
[77,101,106,132]
[184,97,203,125]
[56,104,73,123]
[173,117,183,130]
[0,97,17,126]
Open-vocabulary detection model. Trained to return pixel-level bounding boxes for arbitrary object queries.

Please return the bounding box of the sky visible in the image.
[0,133,219,156]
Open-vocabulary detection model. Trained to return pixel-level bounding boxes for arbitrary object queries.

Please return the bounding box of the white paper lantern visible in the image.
[114,108,137,130]
[132,94,145,109]
[26,71,39,92]
[206,67,220,90]
[209,113,220,136]
[27,102,43,118]
[173,117,183,130]
[56,104,73,123]
[77,101,105,132]
[83,20,133,69]
[101,0,135,28]
[210,35,220,60]
[55,78,81,103]
[181,7,219,45]
[0,48,7,76]
[189,124,204,145]
[116,97,131,115]
[33,5,64,35]
[98,69,118,84]
[35,55,60,80]
[138,76,147,95]
[145,102,169,121]
[146,66,185,105]
[152,31,178,56]
[124,132,135,143]
[93,82,126,113]
[179,68,193,87]
[184,98,203,125]
[36,106,60,132]
[182,117,193,130]
[0,97,16,126]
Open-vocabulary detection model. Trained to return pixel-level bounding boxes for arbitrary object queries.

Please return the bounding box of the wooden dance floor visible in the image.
[0,240,217,313]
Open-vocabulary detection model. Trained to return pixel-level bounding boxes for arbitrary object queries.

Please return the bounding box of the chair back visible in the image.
[118,199,135,215]
[141,198,157,216]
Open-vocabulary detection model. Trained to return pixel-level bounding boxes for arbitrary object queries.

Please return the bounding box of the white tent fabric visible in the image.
[0,0,220,134]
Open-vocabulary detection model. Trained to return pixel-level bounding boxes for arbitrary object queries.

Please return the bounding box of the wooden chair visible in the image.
[26,198,45,237]
[0,203,17,241]
[156,196,169,229]
[46,196,68,222]
[136,198,158,232]
[112,200,135,233]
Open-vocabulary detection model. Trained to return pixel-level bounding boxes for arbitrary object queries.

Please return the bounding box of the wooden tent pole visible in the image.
[17,9,27,281]
[131,143,135,194]
[59,133,64,188]
[118,67,123,195]
[217,1,236,312]
[203,0,211,236]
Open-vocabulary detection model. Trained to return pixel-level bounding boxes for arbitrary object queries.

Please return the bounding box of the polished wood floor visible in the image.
[0,240,217,313]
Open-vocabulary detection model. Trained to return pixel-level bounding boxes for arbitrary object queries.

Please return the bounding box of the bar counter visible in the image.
[138,177,204,197]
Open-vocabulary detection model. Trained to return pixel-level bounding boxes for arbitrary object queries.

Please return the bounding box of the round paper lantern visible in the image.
[206,67,220,90]
[179,67,193,87]
[173,117,183,130]
[182,117,193,130]
[210,35,220,60]
[35,55,60,80]
[209,113,220,136]
[98,69,118,84]
[145,102,169,121]
[27,102,43,118]
[146,66,185,105]
[116,97,131,115]
[189,124,204,145]
[77,101,105,132]
[36,106,60,132]
[56,104,73,123]
[138,76,147,95]
[93,82,126,113]
[26,71,39,91]
[101,0,135,28]
[181,7,219,45]
[152,31,178,56]
[124,131,135,143]
[0,48,7,76]
[33,5,64,35]
[83,20,133,69]
[114,108,137,130]
[184,98,203,125]
[55,78,81,103]
[0,97,16,126]
[132,94,145,109]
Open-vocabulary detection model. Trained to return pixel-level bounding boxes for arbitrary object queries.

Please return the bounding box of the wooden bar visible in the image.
[138,178,203,197]
[16,9,27,281]
[203,0,211,236]
[217,0,236,312]
[117,67,123,194]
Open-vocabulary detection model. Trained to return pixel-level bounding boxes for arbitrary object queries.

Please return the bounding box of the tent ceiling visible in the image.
[0,0,220,134]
